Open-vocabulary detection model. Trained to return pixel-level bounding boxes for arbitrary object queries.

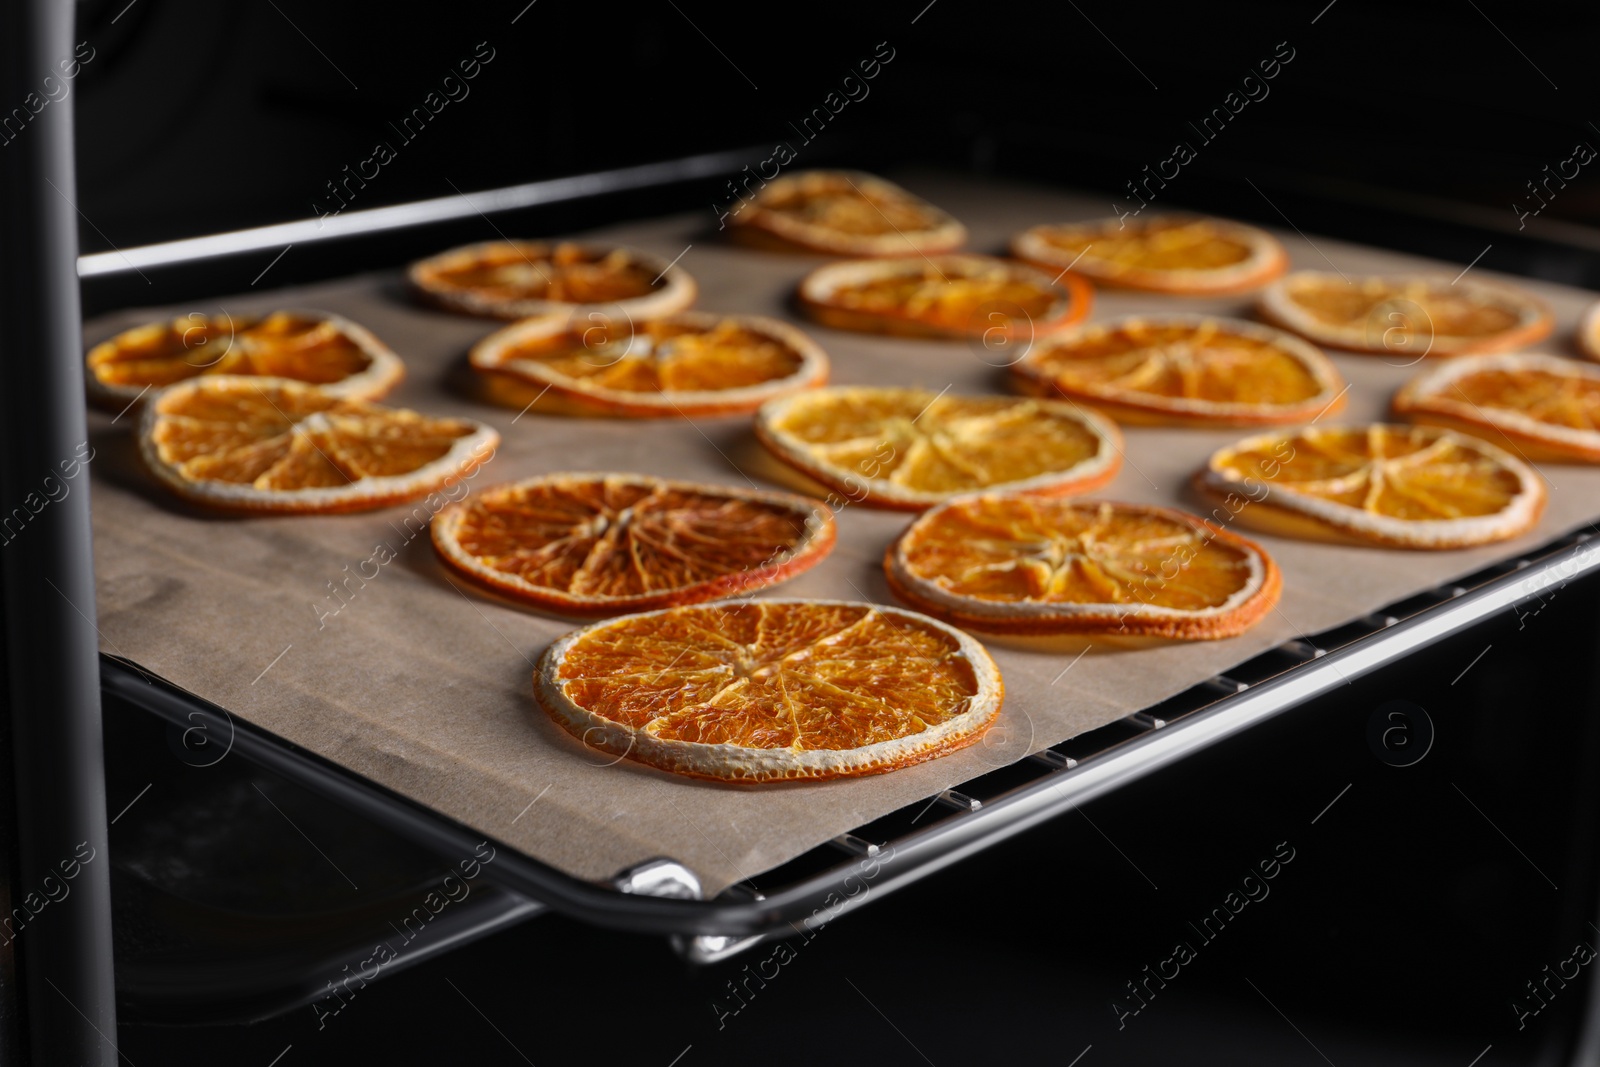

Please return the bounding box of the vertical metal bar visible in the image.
[0,0,120,1061]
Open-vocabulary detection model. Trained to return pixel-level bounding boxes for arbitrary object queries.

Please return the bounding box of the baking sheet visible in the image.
[86,171,1600,895]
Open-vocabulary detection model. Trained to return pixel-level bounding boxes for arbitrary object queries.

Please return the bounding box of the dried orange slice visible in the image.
[886,496,1281,638]
[535,599,1003,782]
[1011,215,1286,295]
[1577,300,1600,362]
[1258,272,1552,357]
[729,170,965,256]
[1392,353,1600,463]
[797,255,1092,340]
[755,387,1122,510]
[432,473,836,615]
[408,240,696,320]
[1012,316,1346,426]
[140,377,498,513]
[1198,424,1545,549]
[469,311,828,418]
[86,310,403,409]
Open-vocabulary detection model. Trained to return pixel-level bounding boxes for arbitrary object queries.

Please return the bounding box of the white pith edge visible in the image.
[535,598,1004,781]
[755,387,1124,508]
[1010,215,1285,291]
[732,170,967,256]
[1396,352,1600,453]
[432,471,836,610]
[469,310,830,410]
[408,240,697,320]
[138,377,500,511]
[797,254,1079,335]
[1201,424,1547,548]
[1258,271,1550,355]
[1017,314,1345,419]
[889,497,1269,621]
[86,308,406,405]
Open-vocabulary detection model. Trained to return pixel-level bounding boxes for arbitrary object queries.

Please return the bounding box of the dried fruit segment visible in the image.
[729,170,966,256]
[408,240,696,320]
[1012,215,1286,294]
[1393,353,1600,463]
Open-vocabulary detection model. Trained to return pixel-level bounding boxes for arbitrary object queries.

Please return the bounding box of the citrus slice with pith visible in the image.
[797,254,1092,340]
[432,473,836,615]
[408,240,696,320]
[729,170,966,256]
[535,599,1003,782]
[755,386,1122,510]
[140,377,498,513]
[886,495,1281,638]
[1257,272,1552,357]
[1392,352,1600,463]
[1011,215,1286,295]
[469,311,828,418]
[86,310,404,409]
[1575,300,1600,362]
[1198,424,1545,548]
[1012,316,1346,426]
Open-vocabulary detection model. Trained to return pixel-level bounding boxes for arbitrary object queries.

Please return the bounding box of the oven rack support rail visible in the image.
[104,524,1600,948]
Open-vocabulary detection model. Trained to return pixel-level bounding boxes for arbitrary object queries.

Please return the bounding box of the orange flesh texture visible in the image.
[829,265,1061,331]
[1216,427,1525,520]
[555,602,980,749]
[1038,219,1253,270]
[453,480,815,598]
[499,319,804,394]
[430,243,662,303]
[761,179,940,236]
[1030,322,1324,404]
[90,313,373,388]
[1287,278,1522,339]
[902,497,1254,609]
[1430,367,1600,431]
[152,384,478,489]
[772,392,1105,494]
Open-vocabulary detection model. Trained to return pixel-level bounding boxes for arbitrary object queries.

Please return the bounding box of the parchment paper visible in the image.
[86,172,1600,895]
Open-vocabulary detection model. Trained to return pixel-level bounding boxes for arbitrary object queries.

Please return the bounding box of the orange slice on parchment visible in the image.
[1198,424,1545,549]
[728,170,966,256]
[1257,272,1552,358]
[1011,215,1286,295]
[755,386,1122,510]
[432,473,836,616]
[86,310,404,409]
[1012,316,1346,426]
[797,254,1092,341]
[1392,352,1600,463]
[140,377,498,514]
[469,311,828,418]
[408,240,696,321]
[886,495,1281,639]
[535,599,1003,782]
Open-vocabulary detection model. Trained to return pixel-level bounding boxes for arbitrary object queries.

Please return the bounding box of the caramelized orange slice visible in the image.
[535,599,1003,781]
[1199,424,1545,548]
[755,386,1122,510]
[1013,316,1345,426]
[408,240,696,320]
[432,473,836,615]
[887,495,1280,638]
[469,311,828,418]
[729,170,965,256]
[1012,215,1286,295]
[1393,352,1600,463]
[139,377,497,513]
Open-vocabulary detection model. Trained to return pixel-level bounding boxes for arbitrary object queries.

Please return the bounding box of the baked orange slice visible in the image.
[1198,424,1545,549]
[535,599,1003,782]
[728,170,966,256]
[1011,215,1286,295]
[408,240,696,320]
[86,310,403,409]
[1392,353,1600,463]
[1012,316,1346,426]
[1576,300,1600,362]
[139,377,498,513]
[1257,272,1552,357]
[886,495,1281,638]
[755,387,1122,510]
[469,311,828,418]
[797,255,1092,341]
[432,473,836,615]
